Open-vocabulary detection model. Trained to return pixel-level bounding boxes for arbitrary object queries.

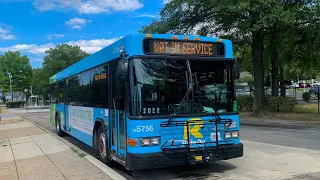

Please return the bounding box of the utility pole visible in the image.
[7,72,13,101]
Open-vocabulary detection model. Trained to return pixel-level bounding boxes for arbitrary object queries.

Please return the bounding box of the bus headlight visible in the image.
[231,131,240,138]
[141,138,151,146]
[225,121,236,128]
[225,131,240,138]
[150,137,160,145]
[225,132,232,138]
[140,137,160,146]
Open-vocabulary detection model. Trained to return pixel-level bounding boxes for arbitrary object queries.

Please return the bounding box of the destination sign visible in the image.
[143,39,225,56]
[94,73,107,81]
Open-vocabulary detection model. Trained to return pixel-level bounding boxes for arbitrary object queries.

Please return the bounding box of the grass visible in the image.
[70,147,78,153]
[0,107,9,114]
[240,108,319,122]
[70,147,87,158]
[78,152,86,157]
[292,104,318,114]
[286,88,310,92]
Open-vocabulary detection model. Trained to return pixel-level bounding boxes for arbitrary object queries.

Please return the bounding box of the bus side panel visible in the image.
[65,106,109,148]
[54,104,67,132]
[50,103,56,126]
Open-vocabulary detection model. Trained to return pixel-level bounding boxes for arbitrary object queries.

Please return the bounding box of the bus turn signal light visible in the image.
[127,139,138,146]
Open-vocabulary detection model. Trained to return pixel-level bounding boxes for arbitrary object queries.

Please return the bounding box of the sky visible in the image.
[0,0,169,68]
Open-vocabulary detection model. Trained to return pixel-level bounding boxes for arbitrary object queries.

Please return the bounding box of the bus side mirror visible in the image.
[117,51,128,82]
[234,59,240,80]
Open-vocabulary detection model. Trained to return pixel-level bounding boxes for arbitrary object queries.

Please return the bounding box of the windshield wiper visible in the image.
[167,60,194,123]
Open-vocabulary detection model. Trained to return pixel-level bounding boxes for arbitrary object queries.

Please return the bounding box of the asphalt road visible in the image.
[19,112,320,180]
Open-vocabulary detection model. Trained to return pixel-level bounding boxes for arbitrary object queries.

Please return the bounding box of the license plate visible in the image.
[195,156,203,161]
[210,132,221,141]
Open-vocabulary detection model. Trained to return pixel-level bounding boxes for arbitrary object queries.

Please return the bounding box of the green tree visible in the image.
[0,51,32,93]
[43,44,89,76]
[31,68,48,98]
[38,44,90,99]
[140,0,320,115]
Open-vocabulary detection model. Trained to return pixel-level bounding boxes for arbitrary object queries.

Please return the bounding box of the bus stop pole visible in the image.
[317,86,320,114]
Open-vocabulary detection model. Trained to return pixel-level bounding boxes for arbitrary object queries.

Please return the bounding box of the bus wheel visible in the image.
[55,115,66,137]
[96,126,112,166]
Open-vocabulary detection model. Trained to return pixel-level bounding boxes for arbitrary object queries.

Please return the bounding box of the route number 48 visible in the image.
[133,125,154,133]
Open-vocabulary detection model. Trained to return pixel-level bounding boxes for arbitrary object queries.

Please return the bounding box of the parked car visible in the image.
[309,85,320,97]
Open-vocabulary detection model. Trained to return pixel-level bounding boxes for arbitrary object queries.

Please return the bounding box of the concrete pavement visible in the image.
[8,107,49,114]
[0,116,115,180]
[19,111,320,180]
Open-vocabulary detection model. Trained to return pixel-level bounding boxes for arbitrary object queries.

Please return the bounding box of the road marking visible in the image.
[85,155,127,180]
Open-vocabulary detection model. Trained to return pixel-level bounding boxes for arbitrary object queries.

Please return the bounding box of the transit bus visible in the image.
[49,34,243,170]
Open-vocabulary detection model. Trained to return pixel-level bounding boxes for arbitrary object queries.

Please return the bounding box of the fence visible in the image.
[236,85,320,114]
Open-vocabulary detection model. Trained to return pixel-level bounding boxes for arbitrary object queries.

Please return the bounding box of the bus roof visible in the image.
[49,34,233,84]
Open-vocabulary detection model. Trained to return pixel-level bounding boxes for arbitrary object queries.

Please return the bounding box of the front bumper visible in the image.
[127,143,243,170]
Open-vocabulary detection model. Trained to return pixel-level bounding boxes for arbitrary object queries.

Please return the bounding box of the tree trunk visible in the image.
[271,31,279,97]
[279,64,286,97]
[252,30,266,115]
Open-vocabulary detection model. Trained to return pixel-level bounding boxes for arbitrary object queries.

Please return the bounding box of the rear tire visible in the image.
[55,115,66,137]
[96,126,113,166]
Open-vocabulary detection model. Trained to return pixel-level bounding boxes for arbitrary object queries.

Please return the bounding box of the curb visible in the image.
[22,116,127,180]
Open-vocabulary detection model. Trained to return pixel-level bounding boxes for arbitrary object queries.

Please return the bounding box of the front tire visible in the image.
[55,115,66,137]
[96,126,113,166]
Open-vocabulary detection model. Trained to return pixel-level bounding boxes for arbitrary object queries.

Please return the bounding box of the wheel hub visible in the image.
[98,133,107,158]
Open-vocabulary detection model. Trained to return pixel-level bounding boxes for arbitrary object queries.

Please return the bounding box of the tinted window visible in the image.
[91,65,108,108]
[69,75,81,106]
[82,71,92,107]
[50,81,65,104]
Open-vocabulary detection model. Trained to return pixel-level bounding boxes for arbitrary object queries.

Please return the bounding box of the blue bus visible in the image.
[49,34,243,170]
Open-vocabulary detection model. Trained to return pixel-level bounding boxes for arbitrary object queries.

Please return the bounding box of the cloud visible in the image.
[163,0,172,4]
[0,37,122,56]
[46,34,65,40]
[30,58,44,63]
[30,0,143,14]
[66,37,122,54]
[0,27,15,40]
[65,18,91,29]
[0,43,55,54]
[131,14,157,18]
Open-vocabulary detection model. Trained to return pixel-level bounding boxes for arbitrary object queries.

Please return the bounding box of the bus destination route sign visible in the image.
[143,39,225,56]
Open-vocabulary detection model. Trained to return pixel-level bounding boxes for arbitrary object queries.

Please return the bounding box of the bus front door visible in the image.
[109,61,126,164]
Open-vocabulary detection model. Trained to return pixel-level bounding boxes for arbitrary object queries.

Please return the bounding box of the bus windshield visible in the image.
[129,58,235,117]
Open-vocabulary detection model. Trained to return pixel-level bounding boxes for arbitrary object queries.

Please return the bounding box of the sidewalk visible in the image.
[0,115,121,180]
[7,107,50,114]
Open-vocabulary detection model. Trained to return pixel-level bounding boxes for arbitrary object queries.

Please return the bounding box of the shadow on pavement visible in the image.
[131,161,237,180]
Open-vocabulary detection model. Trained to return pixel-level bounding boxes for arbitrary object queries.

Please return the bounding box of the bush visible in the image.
[266,96,281,112]
[237,95,254,111]
[285,97,298,112]
[235,76,254,88]
[266,96,298,112]
[5,101,25,108]
[302,92,311,103]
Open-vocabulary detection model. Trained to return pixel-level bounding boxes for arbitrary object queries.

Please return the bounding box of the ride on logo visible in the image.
[182,118,205,145]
